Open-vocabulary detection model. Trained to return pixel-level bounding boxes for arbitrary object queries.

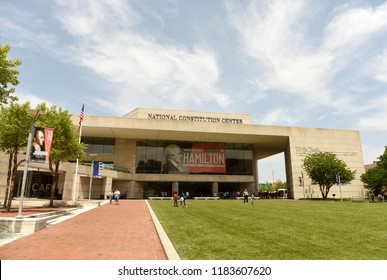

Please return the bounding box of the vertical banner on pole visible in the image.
[31,127,54,163]
[44,128,54,163]
[92,161,102,178]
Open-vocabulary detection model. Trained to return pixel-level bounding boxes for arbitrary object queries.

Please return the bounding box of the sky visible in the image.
[1,0,387,182]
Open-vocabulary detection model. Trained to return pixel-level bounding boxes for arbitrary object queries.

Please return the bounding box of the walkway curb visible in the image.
[145,200,181,260]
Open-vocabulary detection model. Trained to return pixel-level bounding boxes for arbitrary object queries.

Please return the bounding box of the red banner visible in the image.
[44,128,54,163]
[186,143,226,173]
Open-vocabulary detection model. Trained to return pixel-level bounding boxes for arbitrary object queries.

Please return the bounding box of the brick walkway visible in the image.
[0,200,167,260]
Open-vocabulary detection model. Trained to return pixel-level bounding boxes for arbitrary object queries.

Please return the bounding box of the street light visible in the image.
[16,109,44,219]
[336,172,343,202]
[88,153,98,200]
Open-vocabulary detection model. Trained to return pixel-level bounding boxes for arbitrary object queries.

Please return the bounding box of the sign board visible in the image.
[30,127,54,163]
[92,161,103,178]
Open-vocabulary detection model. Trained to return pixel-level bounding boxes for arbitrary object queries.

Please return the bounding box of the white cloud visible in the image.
[227,0,333,103]
[362,144,386,164]
[257,108,298,126]
[228,0,387,110]
[54,0,229,115]
[371,49,387,83]
[323,3,387,52]
[359,113,387,132]
[0,10,57,51]
[358,95,387,131]
[16,92,54,108]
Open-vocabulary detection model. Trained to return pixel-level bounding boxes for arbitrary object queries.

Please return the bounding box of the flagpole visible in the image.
[72,104,84,204]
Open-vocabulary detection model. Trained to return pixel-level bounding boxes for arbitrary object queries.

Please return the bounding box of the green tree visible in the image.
[272,179,287,191]
[0,102,31,211]
[0,44,21,104]
[37,104,86,207]
[361,146,387,195]
[302,151,356,199]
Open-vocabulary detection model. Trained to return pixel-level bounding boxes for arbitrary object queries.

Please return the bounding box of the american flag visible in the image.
[78,103,84,132]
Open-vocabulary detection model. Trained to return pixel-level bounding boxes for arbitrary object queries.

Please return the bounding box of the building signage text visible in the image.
[148,113,243,124]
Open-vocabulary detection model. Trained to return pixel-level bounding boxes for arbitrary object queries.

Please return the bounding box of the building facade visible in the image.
[0,108,366,201]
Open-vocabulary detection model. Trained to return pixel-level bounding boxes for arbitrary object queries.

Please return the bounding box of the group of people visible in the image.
[173,191,188,207]
[108,189,121,205]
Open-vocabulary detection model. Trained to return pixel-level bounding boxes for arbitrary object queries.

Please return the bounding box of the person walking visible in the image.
[113,189,120,205]
[108,190,113,204]
[180,192,187,207]
[243,189,249,203]
[173,192,178,207]
[250,192,255,204]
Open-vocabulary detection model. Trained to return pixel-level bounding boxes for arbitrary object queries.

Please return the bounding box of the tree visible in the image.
[272,179,287,191]
[0,44,21,104]
[0,102,31,211]
[37,104,86,207]
[302,151,356,199]
[361,146,387,195]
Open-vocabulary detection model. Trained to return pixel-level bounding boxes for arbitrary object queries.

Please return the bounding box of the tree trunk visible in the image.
[3,151,13,209]
[319,184,330,199]
[6,150,18,212]
[49,161,60,207]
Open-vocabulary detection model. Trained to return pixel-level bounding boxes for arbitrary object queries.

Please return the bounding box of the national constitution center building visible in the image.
[0,108,366,201]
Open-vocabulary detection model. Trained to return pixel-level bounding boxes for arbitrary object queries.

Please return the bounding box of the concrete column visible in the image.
[172,181,179,195]
[124,181,143,199]
[212,182,219,197]
[241,182,255,194]
[62,170,75,200]
[103,177,113,198]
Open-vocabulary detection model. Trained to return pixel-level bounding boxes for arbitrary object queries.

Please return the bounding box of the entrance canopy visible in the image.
[73,108,290,160]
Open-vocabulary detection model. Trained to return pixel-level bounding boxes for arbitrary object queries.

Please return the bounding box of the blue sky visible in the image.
[1,0,387,182]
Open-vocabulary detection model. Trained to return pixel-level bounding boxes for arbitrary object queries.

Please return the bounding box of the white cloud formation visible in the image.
[54,0,229,114]
[362,143,386,164]
[323,3,387,52]
[228,0,387,110]
[372,49,387,83]
[358,95,387,131]
[257,107,298,126]
[16,92,54,108]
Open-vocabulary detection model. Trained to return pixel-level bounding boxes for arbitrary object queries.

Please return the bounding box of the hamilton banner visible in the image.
[162,143,226,174]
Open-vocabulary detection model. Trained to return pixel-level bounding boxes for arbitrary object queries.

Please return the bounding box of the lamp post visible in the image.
[336,172,343,202]
[16,109,44,219]
[301,172,305,199]
[88,153,97,200]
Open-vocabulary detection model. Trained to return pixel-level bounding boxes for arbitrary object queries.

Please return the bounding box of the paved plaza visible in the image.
[0,200,170,260]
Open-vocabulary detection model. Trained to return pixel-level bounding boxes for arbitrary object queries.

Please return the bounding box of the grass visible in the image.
[148,199,387,260]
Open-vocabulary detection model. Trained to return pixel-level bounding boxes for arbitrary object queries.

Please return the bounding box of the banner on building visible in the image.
[162,143,226,174]
[186,143,226,173]
[30,127,54,163]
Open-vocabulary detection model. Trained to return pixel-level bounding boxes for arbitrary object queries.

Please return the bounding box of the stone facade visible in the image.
[0,108,366,201]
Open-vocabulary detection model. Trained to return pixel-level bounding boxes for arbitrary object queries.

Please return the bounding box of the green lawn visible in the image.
[148,199,387,260]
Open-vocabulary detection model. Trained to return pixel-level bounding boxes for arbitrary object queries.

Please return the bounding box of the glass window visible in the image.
[135,140,254,175]
[81,137,115,155]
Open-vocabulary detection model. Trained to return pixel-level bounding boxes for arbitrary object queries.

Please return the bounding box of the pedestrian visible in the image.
[108,190,113,204]
[114,189,120,205]
[250,192,255,204]
[180,192,187,207]
[173,192,178,207]
[243,189,249,203]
